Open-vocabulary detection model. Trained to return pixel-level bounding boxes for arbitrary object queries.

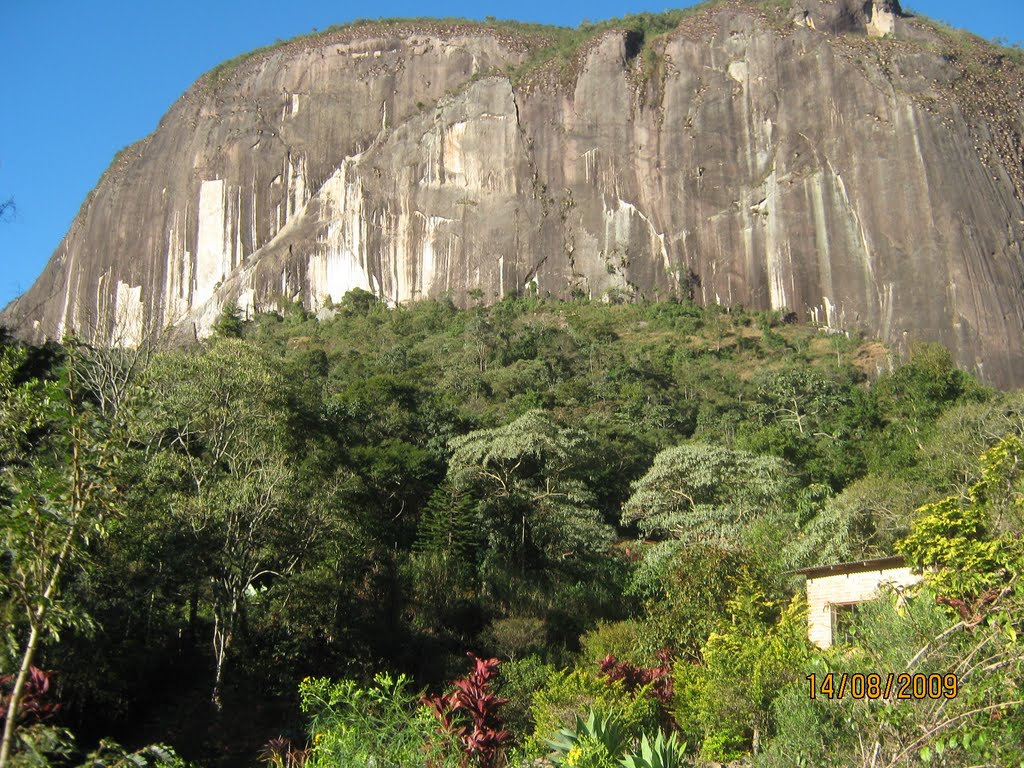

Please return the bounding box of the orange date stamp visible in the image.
[807,673,959,700]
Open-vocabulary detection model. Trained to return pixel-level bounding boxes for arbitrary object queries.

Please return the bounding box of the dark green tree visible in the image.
[139,338,312,707]
[415,480,478,563]
[213,300,244,338]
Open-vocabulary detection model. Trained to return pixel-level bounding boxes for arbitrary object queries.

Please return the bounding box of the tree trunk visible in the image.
[1,343,95,768]
[0,525,77,768]
[211,588,239,710]
[0,623,42,768]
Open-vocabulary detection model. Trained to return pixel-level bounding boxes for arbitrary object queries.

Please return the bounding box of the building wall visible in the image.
[806,566,923,648]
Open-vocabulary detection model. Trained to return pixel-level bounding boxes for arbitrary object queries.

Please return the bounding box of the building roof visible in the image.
[793,555,908,580]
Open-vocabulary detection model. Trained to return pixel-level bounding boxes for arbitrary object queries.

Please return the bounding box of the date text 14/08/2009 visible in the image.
[807,673,958,700]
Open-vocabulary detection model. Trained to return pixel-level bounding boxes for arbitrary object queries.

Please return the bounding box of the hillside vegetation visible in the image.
[3,294,1024,767]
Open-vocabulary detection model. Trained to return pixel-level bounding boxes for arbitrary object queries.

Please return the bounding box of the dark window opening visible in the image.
[832,602,865,645]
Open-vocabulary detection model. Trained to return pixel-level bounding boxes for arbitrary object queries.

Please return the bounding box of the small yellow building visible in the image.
[796,556,923,649]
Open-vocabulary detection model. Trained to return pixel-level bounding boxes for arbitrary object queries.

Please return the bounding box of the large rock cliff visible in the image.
[4,0,1024,385]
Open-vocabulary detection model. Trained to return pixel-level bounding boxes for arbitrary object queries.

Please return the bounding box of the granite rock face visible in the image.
[5,0,1024,385]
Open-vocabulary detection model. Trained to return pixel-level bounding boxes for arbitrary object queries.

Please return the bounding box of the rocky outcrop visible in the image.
[790,0,901,36]
[4,0,1024,386]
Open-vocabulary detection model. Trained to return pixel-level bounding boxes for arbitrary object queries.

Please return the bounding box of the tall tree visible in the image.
[0,344,118,768]
[621,443,796,547]
[447,410,613,580]
[899,433,1024,602]
[140,338,309,707]
[415,480,478,563]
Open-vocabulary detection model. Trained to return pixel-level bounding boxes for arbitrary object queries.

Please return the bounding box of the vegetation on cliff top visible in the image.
[198,0,1024,93]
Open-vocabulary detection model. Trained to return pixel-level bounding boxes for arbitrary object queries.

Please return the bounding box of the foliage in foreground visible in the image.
[4,295,1024,767]
[299,673,460,768]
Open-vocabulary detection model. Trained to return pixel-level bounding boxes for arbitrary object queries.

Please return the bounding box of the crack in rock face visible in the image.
[5,0,1024,389]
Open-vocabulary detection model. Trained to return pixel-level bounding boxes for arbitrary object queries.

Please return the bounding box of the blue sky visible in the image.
[0,0,1020,309]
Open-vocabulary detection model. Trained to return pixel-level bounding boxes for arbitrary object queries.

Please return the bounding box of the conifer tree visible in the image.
[415,480,478,564]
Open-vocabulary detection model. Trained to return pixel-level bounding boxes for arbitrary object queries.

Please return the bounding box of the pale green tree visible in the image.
[621,443,795,547]
[447,410,613,580]
[675,586,812,759]
[899,434,1024,601]
[785,475,921,567]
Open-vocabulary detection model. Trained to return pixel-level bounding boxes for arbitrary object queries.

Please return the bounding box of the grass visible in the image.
[94,138,150,188]
[900,6,1024,63]
[200,17,563,92]
[198,5,736,94]
[189,0,1024,96]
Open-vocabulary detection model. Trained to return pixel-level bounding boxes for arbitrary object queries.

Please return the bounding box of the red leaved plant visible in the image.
[424,653,511,768]
[0,667,60,725]
[258,736,310,768]
[598,649,675,727]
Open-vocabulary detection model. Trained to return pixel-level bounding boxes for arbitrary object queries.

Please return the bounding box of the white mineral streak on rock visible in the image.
[763,169,789,310]
[740,197,759,301]
[235,187,244,269]
[582,149,598,184]
[225,184,236,274]
[755,116,774,181]
[195,179,228,306]
[434,115,516,191]
[307,160,374,305]
[810,170,835,307]
[236,288,256,318]
[727,60,748,86]
[251,174,258,253]
[386,203,412,304]
[57,246,75,338]
[880,282,896,338]
[163,210,192,323]
[112,281,144,347]
[898,105,935,223]
[828,161,877,308]
[94,270,109,337]
[444,121,469,186]
[604,199,672,282]
[70,272,82,334]
[824,296,837,329]
[867,1,896,37]
[418,213,456,297]
[285,154,309,221]
[603,201,631,267]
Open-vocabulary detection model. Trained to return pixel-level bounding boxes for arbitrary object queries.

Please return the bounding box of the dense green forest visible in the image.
[2,293,1024,767]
